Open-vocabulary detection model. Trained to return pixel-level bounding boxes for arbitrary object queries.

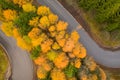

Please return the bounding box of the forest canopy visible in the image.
[78,0,120,32]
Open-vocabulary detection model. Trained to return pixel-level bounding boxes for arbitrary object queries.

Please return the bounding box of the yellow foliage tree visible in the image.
[41,39,53,53]
[57,38,66,47]
[91,74,98,80]
[13,0,32,6]
[78,47,87,59]
[52,42,61,50]
[51,68,66,80]
[73,43,81,57]
[34,55,51,71]
[32,33,47,47]
[48,26,56,32]
[68,53,75,58]
[32,37,42,47]
[39,16,50,29]
[50,31,57,37]
[34,56,46,66]
[17,37,32,51]
[71,31,80,43]
[22,3,36,12]
[85,57,97,72]
[54,52,69,69]
[37,67,47,79]
[63,38,75,52]
[42,63,51,71]
[48,14,58,25]
[56,21,68,31]
[74,59,81,68]
[37,6,51,16]
[29,17,39,27]
[56,31,66,40]
[13,28,21,39]
[72,43,86,59]
[1,22,14,36]
[3,9,17,21]
[28,28,41,40]
[88,61,97,71]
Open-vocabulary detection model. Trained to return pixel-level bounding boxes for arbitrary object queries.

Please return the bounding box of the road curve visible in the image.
[0,30,33,80]
[37,0,120,68]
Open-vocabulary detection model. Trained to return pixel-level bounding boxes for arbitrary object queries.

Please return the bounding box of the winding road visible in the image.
[0,0,120,80]
[0,30,33,80]
[38,0,120,68]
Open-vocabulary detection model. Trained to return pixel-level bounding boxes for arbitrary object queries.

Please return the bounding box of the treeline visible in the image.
[78,0,120,32]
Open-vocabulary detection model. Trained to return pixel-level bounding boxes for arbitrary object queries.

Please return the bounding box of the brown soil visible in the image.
[58,0,120,51]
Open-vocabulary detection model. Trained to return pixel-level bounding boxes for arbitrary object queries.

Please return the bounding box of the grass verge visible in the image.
[0,46,9,80]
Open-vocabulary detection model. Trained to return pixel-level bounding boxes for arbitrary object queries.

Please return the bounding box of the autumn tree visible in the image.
[1,22,14,36]
[37,66,47,79]
[54,52,69,69]
[28,28,41,40]
[37,6,51,16]
[12,28,21,39]
[71,31,80,43]
[48,14,58,25]
[39,16,50,29]
[51,68,66,80]
[22,3,36,12]
[56,21,68,31]
[41,39,53,53]
[3,9,17,21]
[14,12,37,35]
[29,17,39,27]
[13,0,33,6]
[17,37,32,51]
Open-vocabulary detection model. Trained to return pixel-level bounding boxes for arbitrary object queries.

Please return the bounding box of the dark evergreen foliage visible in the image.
[14,12,37,35]
[78,0,120,32]
[0,0,21,11]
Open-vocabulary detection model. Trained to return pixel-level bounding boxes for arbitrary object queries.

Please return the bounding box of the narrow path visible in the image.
[37,0,120,68]
[0,30,33,80]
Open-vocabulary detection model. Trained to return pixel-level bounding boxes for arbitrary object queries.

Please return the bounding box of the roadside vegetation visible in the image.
[0,0,108,80]
[78,0,120,49]
[58,0,120,79]
[101,66,120,80]
[0,46,9,80]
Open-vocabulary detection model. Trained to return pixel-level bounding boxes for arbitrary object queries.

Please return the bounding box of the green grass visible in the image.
[82,11,120,48]
[0,47,9,80]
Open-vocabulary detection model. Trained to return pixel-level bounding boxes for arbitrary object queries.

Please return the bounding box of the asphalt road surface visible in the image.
[0,1,120,80]
[37,0,120,68]
[0,30,33,80]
